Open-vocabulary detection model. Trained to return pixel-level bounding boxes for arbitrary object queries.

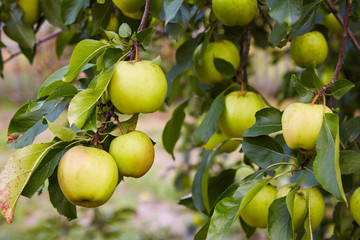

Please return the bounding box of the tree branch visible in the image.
[323,0,360,55]
[237,22,253,89]
[315,0,353,100]
[258,2,273,30]
[128,0,152,61]
[3,30,63,64]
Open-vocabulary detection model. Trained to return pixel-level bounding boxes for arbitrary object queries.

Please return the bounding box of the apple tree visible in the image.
[1,0,360,239]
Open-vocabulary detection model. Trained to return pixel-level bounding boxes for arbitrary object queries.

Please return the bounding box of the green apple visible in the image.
[350,187,360,225]
[203,132,240,153]
[320,66,344,86]
[240,185,277,228]
[57,146,118,208]
[212,0,258,26]
[105,15,119,32]
[218,91,264,138]
[323,14,342,35]
[290,31,328,68]
[17,0,40,26]
[122,10,143,20]
[193,40,240,85]
[109,60,167,114]
[282,103,332,151]
[151,0,162,19]
[109,131,155,178]
[276,183,325,231]
[112,0,145,13]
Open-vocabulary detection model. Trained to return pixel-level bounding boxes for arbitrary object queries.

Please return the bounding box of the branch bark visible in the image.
[258,2,273,30]
[237,22,253,89]
[314,0,353,101]
[323,0,360,55]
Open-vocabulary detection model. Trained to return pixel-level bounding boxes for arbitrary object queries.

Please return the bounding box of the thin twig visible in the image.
[4,30,63,64]
[237,22,253,88]
[128,0,152,61]
[92,104,115,146]
[316,0,352,99]
[347,221,359,240]
[258,3,273,30]
[323,0,360,55]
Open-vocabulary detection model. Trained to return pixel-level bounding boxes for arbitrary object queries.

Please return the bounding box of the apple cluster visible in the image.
[57,60,167,208]
[240,184,325,231]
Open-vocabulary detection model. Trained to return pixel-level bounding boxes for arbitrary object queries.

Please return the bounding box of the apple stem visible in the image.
[311,93,320,105]
[113,114,125,135]
[135,45,139,62]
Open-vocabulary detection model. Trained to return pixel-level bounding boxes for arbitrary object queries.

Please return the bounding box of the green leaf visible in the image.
[267,0,302,25]
[213,58,236,79]
[345,117,360,142]
[300,62,322,91]
[193,93,225,146]
[3,6,36,49]
[44,118,77,142]
[56,32,75,59]
[329,79,355,100]
[22,147,67,198]
[242,136,289,169]
[206,179,272,239]
[61,0,88,25]
[192,149,220,214]
[7,99,68,149]
[97,48,123,72]
[163,0,184,25]
[38,64,94,99]
[63,40,108,83]
[288,2,320,39]
[314,113,346,202]
[119,23,132,38]
[82,108,98,132]
[91,0,112,35]
[136,27,155,50]
[269,22,288,48]
[68,67,114,129]
[48,168,77,221]
[290,74,309,96]
[268,197,293,240]
[339,150,360,175]
[46,84,78,101]
[208,169,237,209]
[239,217,256,238]
[42,0,66,28]
[0,142,57,223]
[243,108,282,137]
[162,99,189,159]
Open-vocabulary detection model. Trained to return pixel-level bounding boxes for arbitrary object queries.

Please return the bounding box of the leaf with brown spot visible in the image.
[0,142,59,223]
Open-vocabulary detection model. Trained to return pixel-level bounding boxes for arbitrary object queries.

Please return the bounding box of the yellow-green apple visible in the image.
[282,103,332,151]
[218,91,264,138]
[212,0,258,26]
[193,40,240,85]
[109,131,154,178]
[350,187,360,225]
[105,14,119,32]
[108,60,167,114]
[57,146,118,208]
[17,0,40,26]
[112,0,145,13]
[290,31,328,68]
[203,132,240,153]
[276,183,325,231]
[240,185,277,228]
[320,66,344,86]
[323,14,342,35]
[122,10,143,20]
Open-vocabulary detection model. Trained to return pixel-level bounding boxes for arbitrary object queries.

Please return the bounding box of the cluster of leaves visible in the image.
[0,0,360,239]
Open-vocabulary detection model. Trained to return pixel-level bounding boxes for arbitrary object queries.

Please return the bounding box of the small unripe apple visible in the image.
[290,31,328,68]
[109,131,154,178]
[203,132,240,153]
[350,187,360,225]
[282,103,332,151]
[212,0,258,26]
[57,146,118,208]
[109,60,167,114]
[193,40,240,85]
[218,91,264,138]
[112,0,145,13]
[240,185,277,228]
[322,14,342,35]
[276,183,325,231]
[17,0,40,26]
[105,15,120,32]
